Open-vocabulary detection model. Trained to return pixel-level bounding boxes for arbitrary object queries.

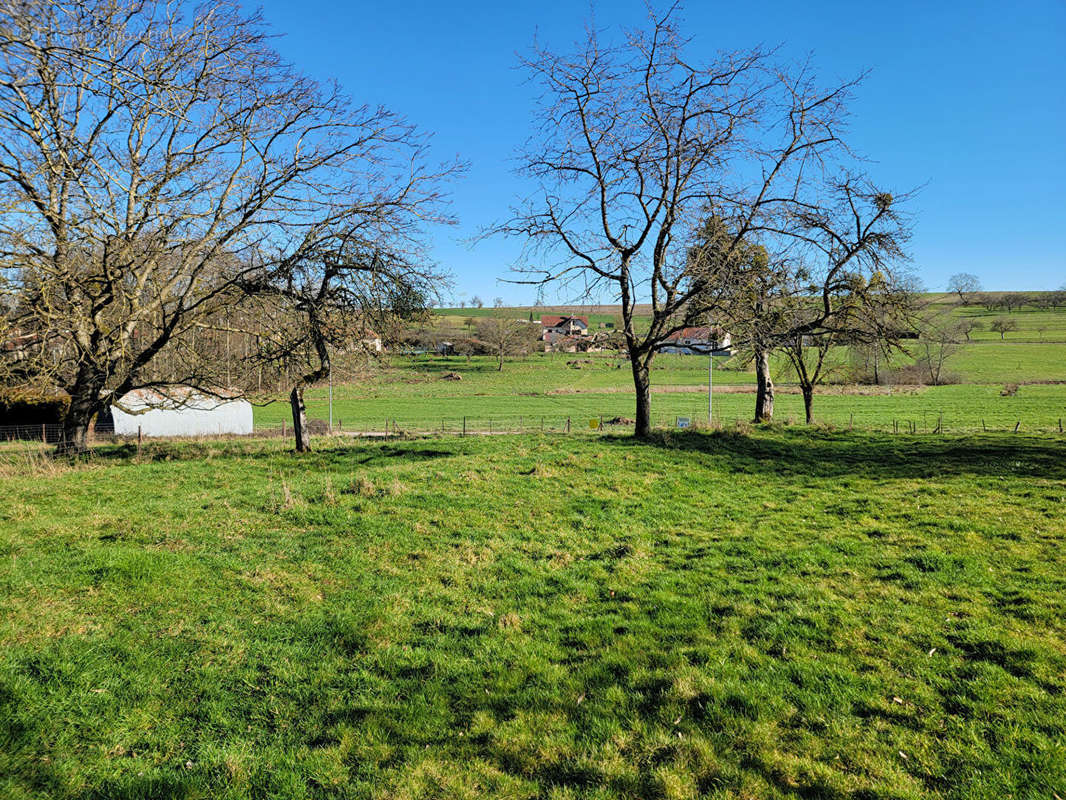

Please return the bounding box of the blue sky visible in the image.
[254,0,1065,304]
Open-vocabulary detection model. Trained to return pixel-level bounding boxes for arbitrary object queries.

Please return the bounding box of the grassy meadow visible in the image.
[2,430,1065,799]
[250,295,1066,435]
[253,353,1066,436]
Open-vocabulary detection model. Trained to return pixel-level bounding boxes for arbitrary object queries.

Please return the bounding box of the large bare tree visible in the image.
[0,0,451,452]
[496,6,910,436]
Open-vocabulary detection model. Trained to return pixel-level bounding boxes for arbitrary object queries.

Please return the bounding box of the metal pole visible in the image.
[707,352,713,424]
[328,364,333,433]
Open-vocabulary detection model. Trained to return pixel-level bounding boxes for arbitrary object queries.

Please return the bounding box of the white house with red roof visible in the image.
[540,315,589,345]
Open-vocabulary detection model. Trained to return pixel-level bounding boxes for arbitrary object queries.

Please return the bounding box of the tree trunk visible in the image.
[290,384,311,452]
[57,409,93,455]
[754,348,774,423]
[802,385,814,424]
[631,357,652,437]
[55,365,105,455]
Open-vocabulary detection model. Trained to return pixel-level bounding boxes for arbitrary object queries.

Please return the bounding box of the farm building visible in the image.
[540,315,589,342]
[108,388,253,438]
[658,326,732,355]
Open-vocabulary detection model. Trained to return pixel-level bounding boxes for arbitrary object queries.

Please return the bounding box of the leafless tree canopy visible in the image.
[476,313,539,371]
[496,6,913,434]
[0,0,455,451]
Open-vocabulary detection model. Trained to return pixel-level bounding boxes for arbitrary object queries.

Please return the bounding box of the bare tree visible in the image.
[476,313,538,371]
[913,306,964,386]
[0,0,451,452]
[782,332,843,423]
[242,238,446,452]
[947,273,982,305]
[496,7,909,435]
[957,318,983,342]
[694,180,913,422]
[990,317,1017,340]
[471,295,484,309]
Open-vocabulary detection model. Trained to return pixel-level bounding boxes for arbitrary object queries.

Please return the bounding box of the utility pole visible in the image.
[707,352,713,424]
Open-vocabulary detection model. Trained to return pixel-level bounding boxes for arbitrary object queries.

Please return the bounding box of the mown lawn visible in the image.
[1,431,1064,799]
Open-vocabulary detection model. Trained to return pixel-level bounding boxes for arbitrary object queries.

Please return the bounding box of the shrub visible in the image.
[0,388,70,426]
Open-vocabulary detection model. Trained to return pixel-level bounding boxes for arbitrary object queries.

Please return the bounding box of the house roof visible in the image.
[663,326,725,343]
[540,315,589,328]
[1,330,41,352]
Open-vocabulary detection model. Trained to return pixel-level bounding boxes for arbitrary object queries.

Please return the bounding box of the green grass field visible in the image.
[253,353,1066,435]
[255,297,1066,435]
[1,431,1064,799]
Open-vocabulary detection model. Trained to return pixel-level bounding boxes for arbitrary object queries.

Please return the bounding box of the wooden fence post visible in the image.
[462,416,466,437]
[566,417,571,434]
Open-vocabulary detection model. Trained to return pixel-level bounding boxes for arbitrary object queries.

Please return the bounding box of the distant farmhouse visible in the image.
[658,326,731,355]
[1,329,40,364]
[361,330,383,353]
[105,387,253,438]
[540,315,589,349]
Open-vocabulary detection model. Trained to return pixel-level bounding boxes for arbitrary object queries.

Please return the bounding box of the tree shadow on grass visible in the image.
[84,439,464,470]
[603,428,1066,481]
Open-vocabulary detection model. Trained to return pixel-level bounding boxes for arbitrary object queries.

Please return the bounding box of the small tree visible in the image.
[957,318,983,342]
[914,308,964,386]
[242,242,446,452]
[471,296,484,309]
[782,332,845,423]
[947,273,982,304]
[990,317,1017,340]
[476,314,538,371]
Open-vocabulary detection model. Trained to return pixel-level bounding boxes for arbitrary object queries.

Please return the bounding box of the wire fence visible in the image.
[248,411,1066,438]
[2,412,1064,447]
[0,423,66,443]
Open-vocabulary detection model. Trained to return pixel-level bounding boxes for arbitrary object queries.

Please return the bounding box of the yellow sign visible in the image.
[589,418,600,430]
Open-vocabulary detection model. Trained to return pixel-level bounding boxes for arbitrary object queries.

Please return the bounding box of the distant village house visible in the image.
[540,315,589,349]
[658,326,731,355]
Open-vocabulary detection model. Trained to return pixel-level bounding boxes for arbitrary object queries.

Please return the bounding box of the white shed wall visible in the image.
[112,395,253,437]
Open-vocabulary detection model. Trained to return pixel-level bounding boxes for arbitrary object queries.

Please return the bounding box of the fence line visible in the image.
[246,412,1066,438]
[2,413,1064,446]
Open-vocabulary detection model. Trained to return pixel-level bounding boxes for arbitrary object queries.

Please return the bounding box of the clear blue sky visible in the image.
[253,0,1065,304]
